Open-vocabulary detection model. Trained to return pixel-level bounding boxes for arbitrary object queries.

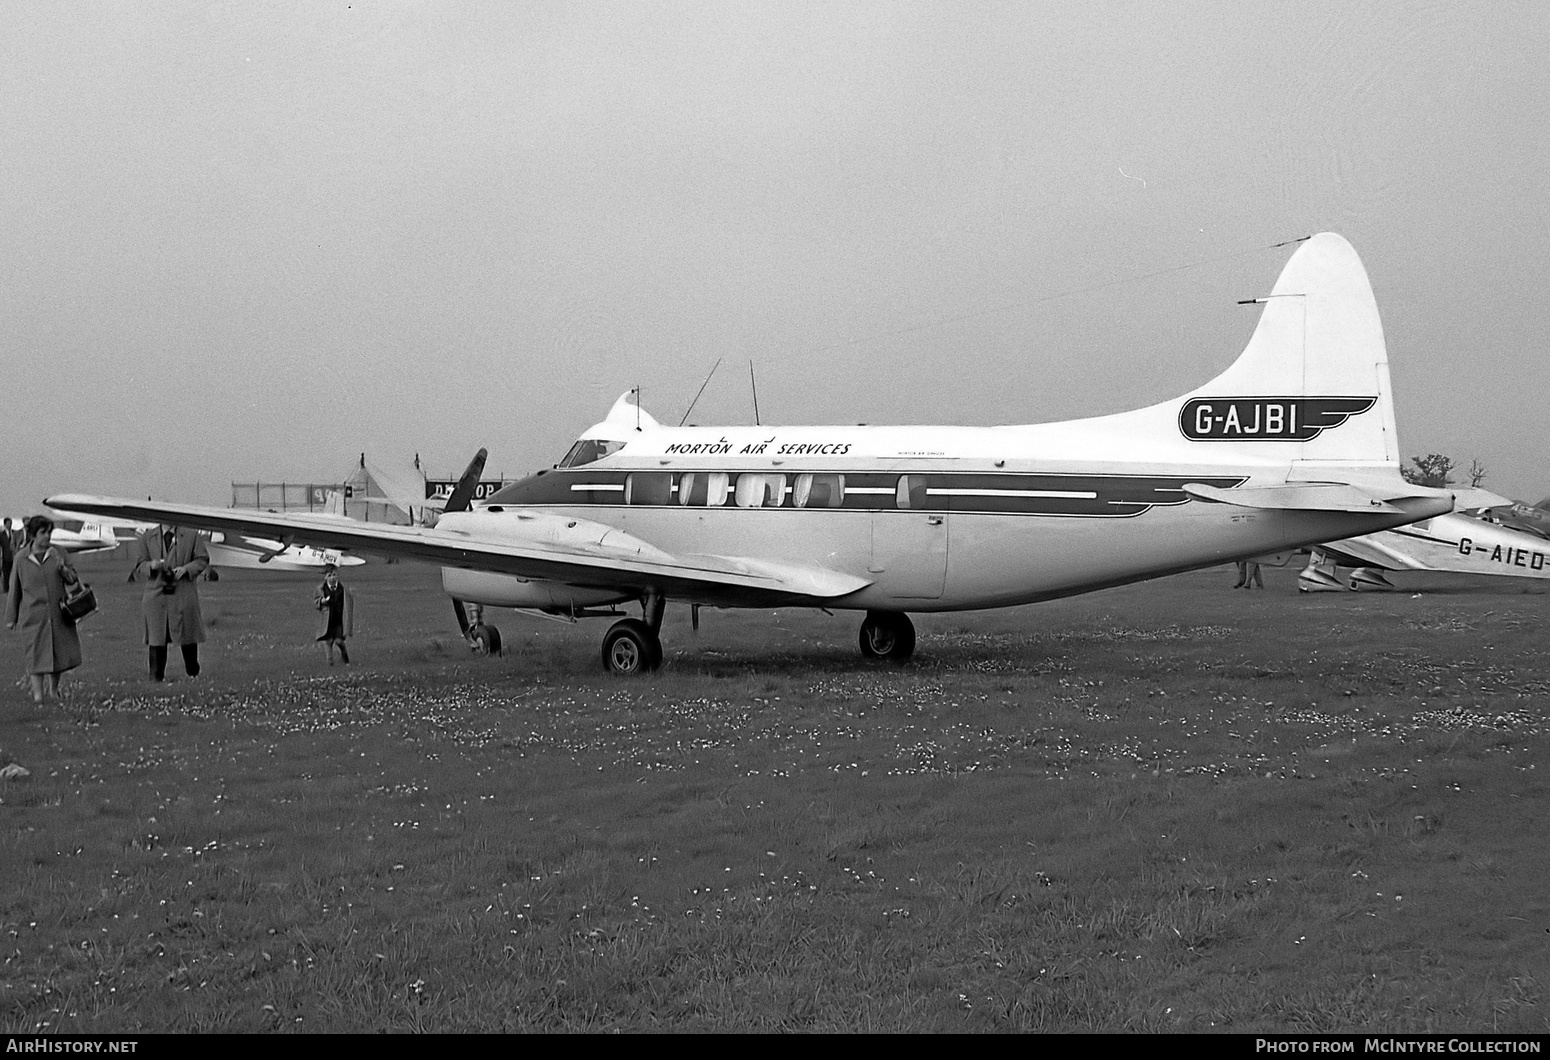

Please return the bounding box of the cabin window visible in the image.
[677,472,729,506]
[55,518,85,533]
[624,472,673,506]
[558,439,625,468]
[895,475,928,509]
[794,473,844,509]
[733,473,787,508]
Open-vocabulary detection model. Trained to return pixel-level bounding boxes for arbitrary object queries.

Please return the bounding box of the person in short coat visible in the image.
[314,564,354,665]
[5,516,83,703]
[132,524,210,680]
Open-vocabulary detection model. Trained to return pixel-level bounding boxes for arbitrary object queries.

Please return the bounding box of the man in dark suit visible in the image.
[0,517,15,593]
[131,524,210,681]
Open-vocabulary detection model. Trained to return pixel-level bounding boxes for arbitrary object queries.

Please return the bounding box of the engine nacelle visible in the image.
[440,567,629,612]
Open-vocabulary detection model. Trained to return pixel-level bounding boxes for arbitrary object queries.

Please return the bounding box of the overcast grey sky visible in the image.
[4,0,1547,515]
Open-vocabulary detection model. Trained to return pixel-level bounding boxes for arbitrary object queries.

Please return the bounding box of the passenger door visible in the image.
[870,476,947,598]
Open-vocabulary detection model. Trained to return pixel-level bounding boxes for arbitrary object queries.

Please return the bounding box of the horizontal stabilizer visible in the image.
[1184,482,1403,514]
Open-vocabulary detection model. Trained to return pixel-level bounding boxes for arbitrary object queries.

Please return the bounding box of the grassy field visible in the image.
[1,554,1547,1032]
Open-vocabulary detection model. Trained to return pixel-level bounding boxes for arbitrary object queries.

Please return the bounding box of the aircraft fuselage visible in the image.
[443,428,1434,614]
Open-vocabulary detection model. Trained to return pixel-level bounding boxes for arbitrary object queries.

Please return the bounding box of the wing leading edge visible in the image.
[45,494,871,605]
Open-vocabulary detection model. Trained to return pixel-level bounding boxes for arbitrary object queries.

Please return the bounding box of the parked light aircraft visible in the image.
[3,514,126,555]
[205,533,366,572]
[50,233,1455,673]
[1298,488,1550,591]
[203,491,366,572]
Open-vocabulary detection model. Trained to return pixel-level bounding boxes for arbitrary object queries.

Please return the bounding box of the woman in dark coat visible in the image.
[4,516,83,703]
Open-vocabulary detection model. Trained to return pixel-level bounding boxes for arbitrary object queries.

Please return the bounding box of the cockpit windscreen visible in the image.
[558,439,625,468]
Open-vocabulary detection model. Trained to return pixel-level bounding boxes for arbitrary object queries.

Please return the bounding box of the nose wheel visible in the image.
[469,622,503,656]
[453,598,502,656]
[859,611,915,662]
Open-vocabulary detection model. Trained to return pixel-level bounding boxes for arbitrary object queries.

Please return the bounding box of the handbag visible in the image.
[61,580,98,623]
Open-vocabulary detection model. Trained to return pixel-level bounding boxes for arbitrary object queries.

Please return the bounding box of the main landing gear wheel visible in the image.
[858,611,915,663]
[601,618,663,675]
[469,623,503,656]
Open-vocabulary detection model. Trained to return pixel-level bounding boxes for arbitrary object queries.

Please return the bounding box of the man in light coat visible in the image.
[132,524,210,681]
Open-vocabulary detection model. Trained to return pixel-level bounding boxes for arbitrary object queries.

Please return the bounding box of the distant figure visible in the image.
[132,524,210,681]
[4,515,83,704]
[0,517,15,593]
[314,564,353,665]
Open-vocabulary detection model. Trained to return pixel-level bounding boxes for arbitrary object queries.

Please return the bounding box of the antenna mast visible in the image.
[749,361,761,426]
[679,357,722,427]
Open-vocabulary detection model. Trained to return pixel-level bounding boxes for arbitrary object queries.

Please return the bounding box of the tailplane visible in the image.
[322,489,348,517]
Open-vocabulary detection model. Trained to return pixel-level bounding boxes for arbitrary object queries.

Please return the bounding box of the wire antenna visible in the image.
[679,357,722,427]
[791,235,1313,361]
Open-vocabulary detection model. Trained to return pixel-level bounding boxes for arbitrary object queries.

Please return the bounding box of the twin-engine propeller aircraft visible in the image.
[50,233,1455,674]
[1298,488,1550,591]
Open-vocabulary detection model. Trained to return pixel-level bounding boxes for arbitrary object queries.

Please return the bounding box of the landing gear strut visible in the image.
[859,610,915,663]
[454,599,503,656]
[600,591,665,675]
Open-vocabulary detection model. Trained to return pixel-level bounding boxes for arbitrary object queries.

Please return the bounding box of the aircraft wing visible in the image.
[46,494,870,605]
[1316,534,1432,571]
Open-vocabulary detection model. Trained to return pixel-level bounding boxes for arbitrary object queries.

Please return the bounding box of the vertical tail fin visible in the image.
[1173,232,1398,468]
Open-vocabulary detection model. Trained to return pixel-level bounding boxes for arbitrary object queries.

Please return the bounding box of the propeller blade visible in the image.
[442,448,488,514]
[443,451,485,643]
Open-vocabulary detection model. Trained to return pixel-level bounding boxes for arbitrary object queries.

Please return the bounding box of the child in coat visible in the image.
[314,564,353,664]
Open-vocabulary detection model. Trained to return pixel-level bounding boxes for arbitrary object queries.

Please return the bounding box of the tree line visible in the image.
[1400,453,1488,489]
